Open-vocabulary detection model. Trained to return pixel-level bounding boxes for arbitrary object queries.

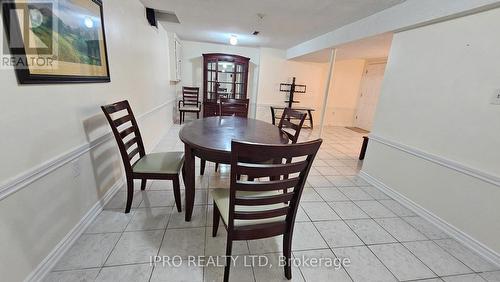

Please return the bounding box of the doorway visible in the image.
[354,62,386,131]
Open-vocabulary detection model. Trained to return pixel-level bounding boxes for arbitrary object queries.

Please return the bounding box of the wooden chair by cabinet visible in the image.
[179,87,201,124]
[220,98,249,117]
[102,100,184,213]
[200,98,250,175]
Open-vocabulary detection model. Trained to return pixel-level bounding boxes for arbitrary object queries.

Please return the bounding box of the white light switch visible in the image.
[491,90,500,105]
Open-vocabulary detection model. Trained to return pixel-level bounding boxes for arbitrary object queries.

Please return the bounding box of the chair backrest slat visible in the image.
[128,147,140,161]
[234,192,294,206]
[113,115,132,127]
[234,178,300,192]
[124,137,138,151]
[182,87,200,106]
[237,161,308,178]
[101,100,146,174]
[234,140,320,159]
[104,102,128,113]
[228,139,322,234]
[278,108,307,144]
[120,126,135,139]
[232,222,287,240]
[220,98,249,117]
[281,119,299,131]
[234,207,289,220]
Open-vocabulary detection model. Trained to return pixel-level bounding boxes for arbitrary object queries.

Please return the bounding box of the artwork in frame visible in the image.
[1,0,110,84]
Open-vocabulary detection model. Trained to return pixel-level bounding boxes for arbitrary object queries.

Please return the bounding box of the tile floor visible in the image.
[44,126,500,282]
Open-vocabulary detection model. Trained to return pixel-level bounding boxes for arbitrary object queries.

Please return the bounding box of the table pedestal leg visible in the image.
[184,143,195,221]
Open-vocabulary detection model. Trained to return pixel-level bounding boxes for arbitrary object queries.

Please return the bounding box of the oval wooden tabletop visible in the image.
[179,116,289,153]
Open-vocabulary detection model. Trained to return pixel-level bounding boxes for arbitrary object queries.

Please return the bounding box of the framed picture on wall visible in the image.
[1,0,110,84]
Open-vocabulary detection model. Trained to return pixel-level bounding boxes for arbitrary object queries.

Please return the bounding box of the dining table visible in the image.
[179,116,289,221]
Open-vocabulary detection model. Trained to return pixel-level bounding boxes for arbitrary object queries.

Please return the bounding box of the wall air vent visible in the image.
[145,8,157,27]
[156,10,180,24]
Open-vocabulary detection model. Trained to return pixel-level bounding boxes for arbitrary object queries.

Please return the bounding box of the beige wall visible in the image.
[255,48,328,123]
[324,59,366,126]
[255,49,367,127]
[363,7,500,255]
[0,0,177,280]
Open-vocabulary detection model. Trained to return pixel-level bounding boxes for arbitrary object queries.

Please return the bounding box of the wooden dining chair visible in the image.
[278,108,307,144]
[178,86,201,124]
[200,98,250,175]
[211,139,322,282]
[242,108,308,183]
[220,98,249,117]
[101,100,184,213]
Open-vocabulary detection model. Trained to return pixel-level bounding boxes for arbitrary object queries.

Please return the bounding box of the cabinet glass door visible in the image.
[206,60,217,100]
[216,61,235,99]
[234,63,246,99]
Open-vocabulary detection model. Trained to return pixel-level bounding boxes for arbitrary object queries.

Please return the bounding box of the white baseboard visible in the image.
[359,170,500,268]
[26,180,123,282]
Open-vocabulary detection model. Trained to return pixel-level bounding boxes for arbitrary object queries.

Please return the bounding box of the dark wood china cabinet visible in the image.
[202,53,250,117]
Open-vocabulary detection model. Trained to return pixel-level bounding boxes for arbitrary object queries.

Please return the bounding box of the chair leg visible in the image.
[172,175,182,212]
[283,232,293,279]
[224,236,233,282]
[125,177,134,213]
[182,164,187,185]
[197,112,199,119]
[215,163,219,172]
[200,159,206,175]
[212,202,220,237]
[141,179,147,190]
[308,110,314,129]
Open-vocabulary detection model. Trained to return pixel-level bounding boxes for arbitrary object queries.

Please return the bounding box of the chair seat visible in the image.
[133,152,184,174]
[211,188,286,227]
[179,106,200,112]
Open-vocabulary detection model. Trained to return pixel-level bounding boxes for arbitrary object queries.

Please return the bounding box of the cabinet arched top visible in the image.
[203,53,250,63]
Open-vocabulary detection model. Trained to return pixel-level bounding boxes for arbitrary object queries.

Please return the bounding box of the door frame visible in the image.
[354,59,387,131]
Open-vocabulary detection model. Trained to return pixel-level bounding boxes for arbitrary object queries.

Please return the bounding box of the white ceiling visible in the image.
[140,0,405,48]
[294,33,394,62]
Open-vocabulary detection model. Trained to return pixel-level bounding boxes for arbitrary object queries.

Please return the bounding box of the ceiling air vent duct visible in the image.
[156,10,180,24]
